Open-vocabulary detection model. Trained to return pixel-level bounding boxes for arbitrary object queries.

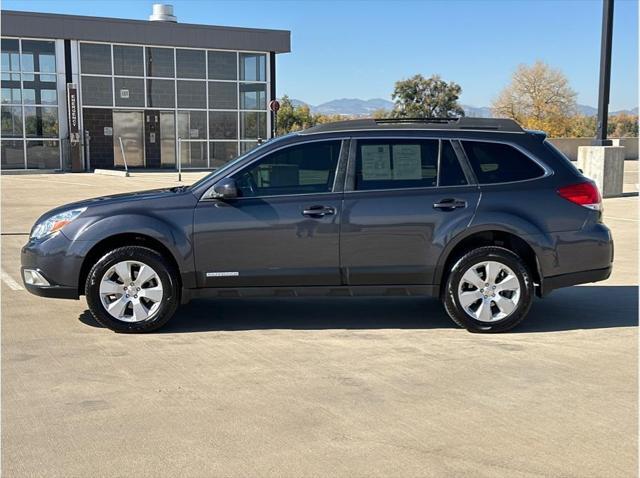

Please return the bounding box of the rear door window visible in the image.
[439,140,468,187]
[462,141,545,184]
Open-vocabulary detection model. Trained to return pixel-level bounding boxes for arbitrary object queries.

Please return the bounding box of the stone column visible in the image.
[577,146,625,198]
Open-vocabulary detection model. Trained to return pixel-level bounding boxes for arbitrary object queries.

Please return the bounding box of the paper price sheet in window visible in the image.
[361,144,392,180]
[361,144,423,181]
[391,144,422,180]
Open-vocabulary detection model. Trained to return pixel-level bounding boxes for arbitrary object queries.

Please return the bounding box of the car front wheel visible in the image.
[85,246,179,333]
[443,246,533,333]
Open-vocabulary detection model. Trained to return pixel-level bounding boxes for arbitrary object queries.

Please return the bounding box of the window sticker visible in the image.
[392,144,422,180]
[361,144,391,180]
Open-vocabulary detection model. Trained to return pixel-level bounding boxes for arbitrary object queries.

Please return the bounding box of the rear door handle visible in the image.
[302,205,336,217]
[433,198,467,210]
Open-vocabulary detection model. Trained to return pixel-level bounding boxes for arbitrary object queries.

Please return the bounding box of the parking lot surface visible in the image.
[1,168,637,477]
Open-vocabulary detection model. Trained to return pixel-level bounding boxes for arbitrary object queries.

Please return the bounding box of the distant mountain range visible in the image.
[287,97,638,118]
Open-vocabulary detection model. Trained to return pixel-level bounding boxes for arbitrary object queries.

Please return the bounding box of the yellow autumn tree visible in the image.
[492,61,577,137]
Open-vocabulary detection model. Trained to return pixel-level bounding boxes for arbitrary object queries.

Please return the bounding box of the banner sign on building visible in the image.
[67,83,80,144]
[67,83,83,171]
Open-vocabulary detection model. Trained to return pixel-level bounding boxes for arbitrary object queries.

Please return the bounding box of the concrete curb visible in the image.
[94,169,129,177]
[1,169,61,175]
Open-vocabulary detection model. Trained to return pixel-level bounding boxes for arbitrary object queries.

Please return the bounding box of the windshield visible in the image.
[187,134,296,190]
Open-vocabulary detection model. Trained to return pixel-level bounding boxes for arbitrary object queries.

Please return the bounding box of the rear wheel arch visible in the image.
[78,233,183,296]
[437,229,542,297]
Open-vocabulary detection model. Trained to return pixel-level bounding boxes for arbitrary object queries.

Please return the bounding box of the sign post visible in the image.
[177,138,182,182]
[268,99,280,138]
[66,83,83,172]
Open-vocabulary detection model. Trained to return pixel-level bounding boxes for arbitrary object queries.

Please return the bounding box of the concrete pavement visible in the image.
[1,170,637,477]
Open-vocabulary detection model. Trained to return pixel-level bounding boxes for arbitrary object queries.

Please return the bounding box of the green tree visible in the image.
[390,74,464,118]
[275,95,316,135]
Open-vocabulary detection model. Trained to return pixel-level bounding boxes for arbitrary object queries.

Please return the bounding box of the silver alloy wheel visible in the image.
[457,260,521,322]
[99,260,164,323]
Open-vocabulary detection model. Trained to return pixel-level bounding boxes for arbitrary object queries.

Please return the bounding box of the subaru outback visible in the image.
[21,117,613,333]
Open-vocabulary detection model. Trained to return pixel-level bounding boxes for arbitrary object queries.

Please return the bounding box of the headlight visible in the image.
[31,207,87,240]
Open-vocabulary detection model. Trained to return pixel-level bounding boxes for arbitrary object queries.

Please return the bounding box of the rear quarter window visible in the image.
[462,141,545,184]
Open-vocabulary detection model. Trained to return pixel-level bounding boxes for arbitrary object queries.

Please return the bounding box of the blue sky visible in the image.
[4,0,638,109]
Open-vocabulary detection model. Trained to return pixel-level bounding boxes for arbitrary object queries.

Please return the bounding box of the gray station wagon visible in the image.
[22,117,613,333]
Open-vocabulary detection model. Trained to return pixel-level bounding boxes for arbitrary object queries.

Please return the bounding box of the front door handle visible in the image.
[302,205,336,217]
[433,198,467,210]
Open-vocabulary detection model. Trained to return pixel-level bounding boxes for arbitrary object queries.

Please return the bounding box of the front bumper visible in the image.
[21,232,86,300]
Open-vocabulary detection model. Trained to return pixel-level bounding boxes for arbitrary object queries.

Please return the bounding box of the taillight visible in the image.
[557,181,602,210]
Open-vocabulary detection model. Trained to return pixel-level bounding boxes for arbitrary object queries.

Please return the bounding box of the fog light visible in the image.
[23,269,50,286]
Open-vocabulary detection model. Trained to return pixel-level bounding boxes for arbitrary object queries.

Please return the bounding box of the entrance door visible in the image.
[160,111,176,168]
[113,110,144,168]
[144,110,161,168]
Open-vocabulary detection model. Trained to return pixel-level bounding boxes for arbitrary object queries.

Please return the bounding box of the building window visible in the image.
[209,111,238,140]
[209,81,237,109]
[0,38,61,169]
[176,80,206,108]
[208,51,237,80]
[177,110,207,140]
[22,74,57,105]
[1,105,23,137]
[80,42,112,75]
[147,79,175,108]
[1,38,20,73]
[21,40,56,73]
[240,53,266,81]
[240,141,258,154]
[1,140,25,168]
[26,140,60,169]
[113,45,144,76]
[146,47,174,78]
[24,106,58,137]
[176,49,206,79]
[81,75,113,106]
[240,111,267,140]
[114,77,145,107]
[240,83,266,110]
[210,141,238,169]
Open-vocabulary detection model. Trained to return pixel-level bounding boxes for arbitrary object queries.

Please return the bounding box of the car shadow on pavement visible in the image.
[79,285,638,334]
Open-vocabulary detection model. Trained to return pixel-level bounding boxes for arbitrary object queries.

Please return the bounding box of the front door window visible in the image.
[232,140,342,197]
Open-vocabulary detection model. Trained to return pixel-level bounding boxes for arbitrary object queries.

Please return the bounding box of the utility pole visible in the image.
[594,0,614,145]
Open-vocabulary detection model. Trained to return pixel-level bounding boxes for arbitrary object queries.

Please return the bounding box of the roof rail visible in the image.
[374,117,524,132]
[299,116,525,135]
[375,117,456,124]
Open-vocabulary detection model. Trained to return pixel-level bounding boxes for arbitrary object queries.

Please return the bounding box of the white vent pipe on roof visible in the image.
[149,4,177,22]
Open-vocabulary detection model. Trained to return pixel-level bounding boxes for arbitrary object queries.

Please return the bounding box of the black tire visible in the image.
[443,246,533,333]
[85,246,179,333]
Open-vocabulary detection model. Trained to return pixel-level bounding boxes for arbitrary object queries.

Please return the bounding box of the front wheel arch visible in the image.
[78,233,182,297]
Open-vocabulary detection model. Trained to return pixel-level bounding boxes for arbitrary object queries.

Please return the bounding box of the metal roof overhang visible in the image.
[1,10,291,53]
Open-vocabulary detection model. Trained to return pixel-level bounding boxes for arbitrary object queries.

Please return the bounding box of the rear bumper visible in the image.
[542,266,612,296]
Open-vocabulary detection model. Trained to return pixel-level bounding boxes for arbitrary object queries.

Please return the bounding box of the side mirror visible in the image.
[208,177,238,200]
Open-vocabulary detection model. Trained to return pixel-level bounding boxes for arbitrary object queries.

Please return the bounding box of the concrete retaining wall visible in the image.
[549,137,638,160]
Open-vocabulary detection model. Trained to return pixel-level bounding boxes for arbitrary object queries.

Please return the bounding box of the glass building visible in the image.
[1,8,290,171]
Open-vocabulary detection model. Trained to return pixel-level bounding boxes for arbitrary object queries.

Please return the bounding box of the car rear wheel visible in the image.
[443,246,533,333]
[85,246,179,333]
